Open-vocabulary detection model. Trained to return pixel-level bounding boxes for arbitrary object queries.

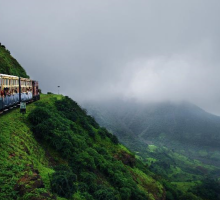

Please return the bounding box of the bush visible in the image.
[93,186,117,200]
[51,166,77,198]
[87,116,100,129]
[111,135,119,144]
[190,178,220,200]
[28,107,51,126]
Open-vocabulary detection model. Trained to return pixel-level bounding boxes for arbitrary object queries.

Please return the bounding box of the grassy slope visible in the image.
[0,44,29,77]
[0,94,166,200]
[0,95,57,199]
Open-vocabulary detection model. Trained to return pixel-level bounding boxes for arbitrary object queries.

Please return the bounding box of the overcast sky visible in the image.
[1,0,220,114]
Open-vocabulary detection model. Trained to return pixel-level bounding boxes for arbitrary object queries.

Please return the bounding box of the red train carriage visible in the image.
[32,80,40,101]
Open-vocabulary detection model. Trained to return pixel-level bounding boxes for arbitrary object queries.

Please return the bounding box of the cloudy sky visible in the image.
[1,0,220,114]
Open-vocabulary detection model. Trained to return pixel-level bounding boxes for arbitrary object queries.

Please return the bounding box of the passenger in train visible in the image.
[0,86,3,98]
[4,88,7,97]
[7,89,11,96]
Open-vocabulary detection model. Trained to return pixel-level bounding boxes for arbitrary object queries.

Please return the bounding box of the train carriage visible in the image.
[0,73,40,112]
[20,77,33,102]
[0,74,19,110]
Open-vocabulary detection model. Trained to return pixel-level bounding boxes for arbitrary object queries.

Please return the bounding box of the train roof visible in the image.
[0,74,19,78]
[0,74,32,81]
[0,74,36,83]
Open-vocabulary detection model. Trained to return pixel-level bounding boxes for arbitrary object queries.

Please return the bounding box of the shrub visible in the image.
[51,166,77,198]
[87,116,100,129]
[93,186,117,200]
[28,107,51,126]
[111,135,119,144]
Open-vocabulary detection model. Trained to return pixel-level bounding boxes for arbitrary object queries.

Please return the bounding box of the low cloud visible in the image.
[0,0,220,114]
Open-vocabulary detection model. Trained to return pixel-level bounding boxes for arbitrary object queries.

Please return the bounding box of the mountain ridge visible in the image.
[83,100,220,166]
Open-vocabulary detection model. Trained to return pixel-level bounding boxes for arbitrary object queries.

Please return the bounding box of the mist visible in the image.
[1,0,220,114]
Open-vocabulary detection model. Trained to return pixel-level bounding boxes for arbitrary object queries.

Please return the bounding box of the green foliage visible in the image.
[0,44,29,77]
[0,100,53,199]
[51,165,77,198]
[111,134,119,144]
[190,178,220,200]
[87,115,100,129]
[93,186,117,200]
[2,93,198,200]
[98,127,119,144]
[28,107,51,126]
[27,95,161,199]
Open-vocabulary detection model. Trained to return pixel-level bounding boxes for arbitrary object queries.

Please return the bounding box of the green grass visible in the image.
[171,181,199,192]
[148,145,157,152]
[0,94,61,199]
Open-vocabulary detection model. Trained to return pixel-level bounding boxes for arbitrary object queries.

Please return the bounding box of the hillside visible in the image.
[0,94,174,200]
[0,43,29,77]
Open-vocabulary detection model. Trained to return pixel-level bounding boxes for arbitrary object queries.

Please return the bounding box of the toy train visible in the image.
[0,74,40,112]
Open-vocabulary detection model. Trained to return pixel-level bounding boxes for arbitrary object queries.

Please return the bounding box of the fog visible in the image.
[1,0,220,114]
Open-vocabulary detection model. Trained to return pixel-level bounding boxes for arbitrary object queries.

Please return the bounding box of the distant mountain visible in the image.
[83,100,220,166]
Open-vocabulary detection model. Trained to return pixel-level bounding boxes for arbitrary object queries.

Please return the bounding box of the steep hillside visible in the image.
[0,43,29,77]
[1,94,184,200]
